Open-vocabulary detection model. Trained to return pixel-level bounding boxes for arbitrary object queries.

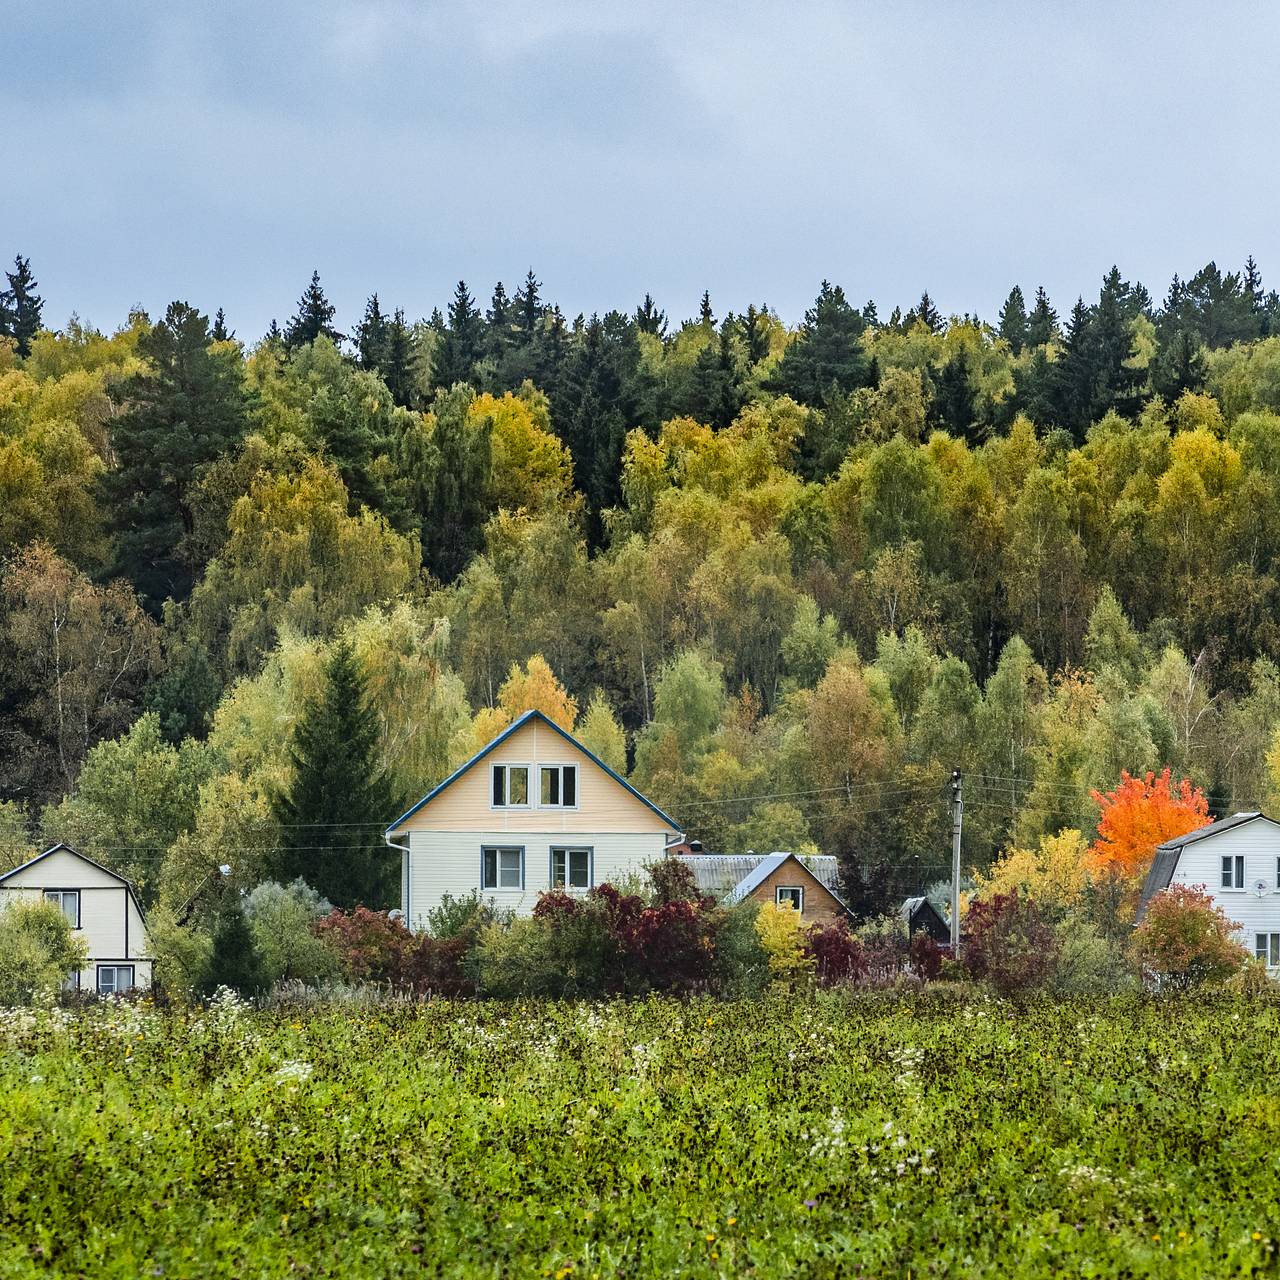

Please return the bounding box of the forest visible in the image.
[4,253,1280,926]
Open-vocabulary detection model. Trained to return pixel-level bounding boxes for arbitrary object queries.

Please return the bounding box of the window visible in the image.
[62,970,81,993]
[482,846,524,890]
[1255,934,1280,966]
[551,847,592,889]
[776,886,804,912]
[97,965,134,996]
[491,764,529,807]
[44,889,80,928]
[540,765,578,808]
[1221,855,1245,889]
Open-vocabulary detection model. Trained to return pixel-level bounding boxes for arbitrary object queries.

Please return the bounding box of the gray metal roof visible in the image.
[1138,812,1278,919]
[678,852,847,908]
[1154,811,1266,853]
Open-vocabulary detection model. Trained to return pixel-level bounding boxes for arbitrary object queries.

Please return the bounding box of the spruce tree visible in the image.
[1026,286,1058,347]
[698,291,715,327]
[354,293,389,370]
[515,269,543,341]
[742,303,770,365]
[382,309,415,408]
[634,292,667,336]
[912,291,943,333]
[931,347,979,441]
[997,286,1028,354]
[270,640,402,909]
[210,307,232,341]
[1152,328,1207,401]
[766,281,870,405]
[284,270,342,349]
[433,280,483,387]
[0,255,43,357]
[104,301,251,607]
[204,903,267,996]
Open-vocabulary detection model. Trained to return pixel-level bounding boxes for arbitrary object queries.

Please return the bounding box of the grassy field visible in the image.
[3,991,1279,1278]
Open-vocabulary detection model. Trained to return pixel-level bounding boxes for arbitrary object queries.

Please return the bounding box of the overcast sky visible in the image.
[7,1,1278,339]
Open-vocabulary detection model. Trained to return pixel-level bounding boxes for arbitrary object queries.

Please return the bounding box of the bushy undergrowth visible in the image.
[3,993,1279,1278]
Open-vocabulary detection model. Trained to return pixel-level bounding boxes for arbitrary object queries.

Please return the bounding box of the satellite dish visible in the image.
[1253,879,1268,898]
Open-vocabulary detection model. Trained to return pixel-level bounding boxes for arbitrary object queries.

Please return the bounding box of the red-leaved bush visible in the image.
[961,891,1057,996]
[1132,884,1248,990]
[314,907,474,995]
[805,920,866,984]
[909,932,947,980]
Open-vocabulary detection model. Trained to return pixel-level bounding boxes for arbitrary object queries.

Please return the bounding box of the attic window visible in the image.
[1221,855,1244,889]
[540,765,577,808]
[491,764,530,807]
[776,886,804,912]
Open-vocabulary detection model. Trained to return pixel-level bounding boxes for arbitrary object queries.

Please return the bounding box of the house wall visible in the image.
[394,719,673,836]
[748,861,845,924]
[405,830,669,927]
[1166,819,1280,959]
[1,848,153,990]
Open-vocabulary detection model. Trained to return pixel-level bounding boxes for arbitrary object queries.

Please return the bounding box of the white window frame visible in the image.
[550,846,593,890]
[1255,933,1280,966]
[44,889,81,928]
[1221,854,1245,890]
[776,885,804,912]
[490,763,532,809]
[539,763,579,810]
[97,965,135,996]
[481,845,525,891]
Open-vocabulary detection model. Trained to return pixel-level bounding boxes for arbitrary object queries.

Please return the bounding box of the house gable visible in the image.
[386,710,681,837]
[1,844,140,898]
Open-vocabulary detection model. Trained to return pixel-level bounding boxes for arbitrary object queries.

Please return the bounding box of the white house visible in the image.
[0,844,152,993]
[384,709,683,927]
[1138,811,1280,967]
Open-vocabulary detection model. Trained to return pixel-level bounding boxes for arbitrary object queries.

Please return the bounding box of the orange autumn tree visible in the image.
[1087,768,1210,881]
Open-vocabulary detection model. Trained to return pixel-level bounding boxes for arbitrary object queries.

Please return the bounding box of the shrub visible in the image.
[1049,917,1134,995]
[755,902,814,982]
[961,891,1057,997]
[314,907,414,981]
[244,879,339,985]
[1132,884,1249,990]
[710,901,770,997]
[425,890,500,941]
[908,932,947,981]
[204,903,268,996]
[854,914,912,985]
[0,898,88,1004]
[618,897,715,992]
[805,919,866,984]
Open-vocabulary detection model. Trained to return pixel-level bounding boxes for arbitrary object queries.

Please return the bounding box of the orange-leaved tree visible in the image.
[1087,768,1210,881]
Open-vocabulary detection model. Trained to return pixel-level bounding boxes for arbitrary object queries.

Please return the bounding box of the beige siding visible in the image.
[392,719,675,836]
[3,847,123,889]
[749,861,846,925]
[406,829,668,928]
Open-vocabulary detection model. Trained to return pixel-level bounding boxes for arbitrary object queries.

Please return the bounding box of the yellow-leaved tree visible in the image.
[471,654,578,748]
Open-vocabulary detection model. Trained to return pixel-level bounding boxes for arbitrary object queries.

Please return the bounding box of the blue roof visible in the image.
[384,708,682,837]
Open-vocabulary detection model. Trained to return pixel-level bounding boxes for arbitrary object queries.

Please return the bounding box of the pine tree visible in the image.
[284,270,342,349]
[634,292,667,336]
[270,640,402,909]
[104,301,251,607]
[0,255,43,357]
[210,307,232,341]
[766,281,871,405]
[354,293,389,370]
[997,286,1028,354]
[1026,286,1058,346]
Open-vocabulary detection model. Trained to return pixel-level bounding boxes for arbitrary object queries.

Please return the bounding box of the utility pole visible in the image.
[950,770,963,954]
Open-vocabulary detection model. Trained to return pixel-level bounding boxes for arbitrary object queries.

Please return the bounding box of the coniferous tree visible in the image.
[434,280,483,387]
[931,347,979,442]
[104,301,251,607]
[264,318,283,347]
[210,308,232,341]
[204,903,267,996]
[1152,328,1207,401]
[354,293,389,370]
[285,270,342,349]
[698,291,715,327]
[1051,298,1099,439]
[1026,286,1058,346]
[766,281,871,405]
[382,309,415,407]
[0,255,43,357]
[911,291,943,332]
[861,300,880,327]
[634,292,667,337]
[515,270,543,342]
[486,281,513,363]
[686,326,742,429]
[997,286,1028,354]
[742,304,770,365]
[270,640,402,909]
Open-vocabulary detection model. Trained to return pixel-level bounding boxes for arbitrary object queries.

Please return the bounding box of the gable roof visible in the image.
[384,708,682,837]
[1138,812,1280,918]
[679,851,851,913]
[0,843,147,918]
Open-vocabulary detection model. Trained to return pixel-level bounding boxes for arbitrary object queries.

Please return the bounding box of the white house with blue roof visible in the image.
[384,710,683,927]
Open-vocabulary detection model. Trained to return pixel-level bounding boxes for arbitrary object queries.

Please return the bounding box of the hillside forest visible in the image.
[5,255,1280,922]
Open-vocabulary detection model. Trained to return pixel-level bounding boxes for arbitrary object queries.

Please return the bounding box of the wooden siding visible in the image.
[395,718,674,836]
[748,859,846,924]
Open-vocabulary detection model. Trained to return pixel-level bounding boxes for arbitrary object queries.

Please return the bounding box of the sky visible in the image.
[6,1,1279,339]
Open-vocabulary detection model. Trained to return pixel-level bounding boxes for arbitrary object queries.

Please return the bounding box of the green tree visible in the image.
[104,301,251,606]
[0,898,88,1004]
[1026,286,1058,347]
[767,281,871,405]
[284,270,342,349]
[0,255,44,357]
[997,285,1028,354]
[270,640,402,908]
[434,281,484,388]
[205,903,267,995]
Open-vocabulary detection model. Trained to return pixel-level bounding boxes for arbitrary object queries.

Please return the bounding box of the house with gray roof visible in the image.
[678,852,851,924]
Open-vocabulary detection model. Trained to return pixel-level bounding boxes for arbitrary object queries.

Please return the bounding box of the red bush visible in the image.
[909,932,947,980]
[314,907,474,995]
[805,920,866,984]
[1133,884,1249,989]
[961,891,1057,996]
[617,898,715,993]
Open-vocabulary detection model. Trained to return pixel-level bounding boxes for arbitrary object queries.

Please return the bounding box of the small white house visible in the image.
[0,844,153,993]
[1138,811,1280,967]
[384,709,683,928]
